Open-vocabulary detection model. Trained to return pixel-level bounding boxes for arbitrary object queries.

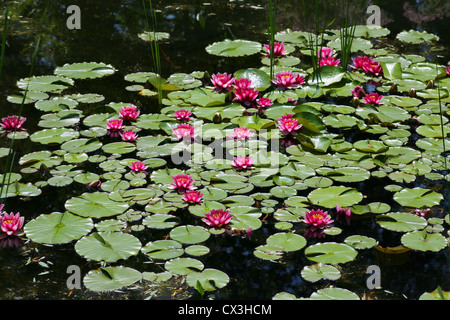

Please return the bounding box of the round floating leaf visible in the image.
[164,257,204,275]
[344,235,378,250]
[234,68,272,91]
[17,75,74,92]
[61,138,103,153]
[83,266,142,292]
[142,240,184,260]
[24,211,93,244]
[47,175,73,187]
[396,29,439,44]
[308,186,363,209]
[305,242,358,264]
[35,97,78,112]
[401,230,447,252]
[186,269,230,292]
[102,142,136,154]
[7,91,49,104]
[55,62,117,79]
[65,192,129,218]
[185,245,210,257]
[206,39,262,57]
[270,186,297,198]
[75,232,141,262]
[309,287,360,300]
[169,225,210,244]
[266,232,307,252]
[308,65,346,86]
[30,128,80,144]
[124,71,158,83]
[143,214,179,229]
[301,263,341,283]
[393,188,443,208]
[138,31,170,42]
[254,244,284,261]
[376,212,427,232]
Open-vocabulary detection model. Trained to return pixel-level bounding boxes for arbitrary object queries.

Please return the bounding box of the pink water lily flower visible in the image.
[229,126,254,140]
[1,115,26,132]
[128,161,148,173]
[272,71,305,89]
[211,73,236,92]
[320,57,340,66]
[232,155,254,170]
[182,190,203,204]
[106,119,123,137]
[202,209,234,228]
[234,78,253,89]
[362,61,383,77]
[169,174,195,193]
[336,204,352,225]
[119,105,140,122]
[174,109,193,122]
[351,85,366,99]
[351,56,374,70]
[363,92,383,106]
[264,42,288,57]
[304,209,333,229]
[318,47,334,59]
[446,66,450,76]
[277,114,302,136]
[172,123,196,140]
[233,87,259,107]
[1,212,24,236]
[256,97,273,114]
[120,130,138,142]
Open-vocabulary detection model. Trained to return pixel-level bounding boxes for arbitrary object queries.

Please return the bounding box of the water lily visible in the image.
[120,130,138,142]
[232,155,254,170]
[233,87,259,107]
[318,47,334,59]
[172,123,196,140]
[351,56,374,70]
[446,66,450,76]
[272,71,305,89]
[229,126,254,140]
[264,41,288,57]
[256,97,273,114]
[234,77,253,89]
[174,109,193,122]
[363,92,383,106]
[169,174,196,193]
[87,179,102,190]
[128,161,148,173]
[119,105,140,122]
[0,212,24,237]
[276,114,302,136]
[414,208,431,218]
[351,85,366,99]
[106,119,123,137]
[211,72,236,92]
[1,115,26,132]
[362,60,383,77]
[320,57,340,66]
[182,190,203,204]
[336,204,352,225]
[202,209,234,228]
[304,209,333,229]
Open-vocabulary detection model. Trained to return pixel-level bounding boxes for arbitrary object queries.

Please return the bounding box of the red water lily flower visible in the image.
[1,115,26,132]
[363,92,383,106]
[276,114,302,136]
[119,105,140,122]
[174,109,193,122]
[128,161,148,173]
[232,155,254,170]
[202,209,234,228]
[169,174,195,193]
[211,73,236,92]
[264,42,288,57]
[182,190,203,204]
[304,209,333,229]
[272,71,305,89]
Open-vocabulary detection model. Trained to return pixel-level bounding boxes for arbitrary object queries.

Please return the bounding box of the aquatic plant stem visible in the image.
[339,0,358,71]
[0,5,8,80]
[266,0,278,80]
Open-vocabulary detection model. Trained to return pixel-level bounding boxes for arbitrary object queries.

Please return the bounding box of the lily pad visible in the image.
[304,242,358,264]
[401,230,447,252]
[206,39,262,57]
[65,192,129,218]
[393,188,443,208]
[169,225,210,244]
[83,266,142,292]
[376,212,427,232]
[54,62,117,79]
[301,263,341,282]
[186,269,230,292]
[308,186,363,208]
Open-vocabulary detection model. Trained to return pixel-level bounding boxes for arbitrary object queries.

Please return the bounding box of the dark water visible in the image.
[0,0,449,300]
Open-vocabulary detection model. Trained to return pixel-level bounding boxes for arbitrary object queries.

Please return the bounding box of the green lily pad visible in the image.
[305,242,358,264]
[55,62,117,79]
[308,65,346,86]
[30,128,80,145]
[206,39,262,57]
[169,225,210,244]
[266,232,307,252]
[301,263,341,283]
[401,230,447,252]
[308,186,363,209]
[234,68,272,91]
[24,211,93,245]
[376,212,427,232]
[186,269,230,292]
[142,240,184,260]
[396,29,439,44]
[164,257,204,275]
[17,75,74,92]
[83,266,142,292]
[309,287,360,300]
[344,235,378,250]
[65,192,129,218]
[143,214,179,229]
[75,232,141,262]
[393,188,443,208]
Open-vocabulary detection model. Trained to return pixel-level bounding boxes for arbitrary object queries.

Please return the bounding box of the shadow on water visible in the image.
[0,0,449,300]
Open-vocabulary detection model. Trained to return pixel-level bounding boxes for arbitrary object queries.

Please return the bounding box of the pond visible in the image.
[0,0,449,301]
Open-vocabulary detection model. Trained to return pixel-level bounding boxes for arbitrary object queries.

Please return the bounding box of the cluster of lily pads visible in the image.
[1,24,449,299]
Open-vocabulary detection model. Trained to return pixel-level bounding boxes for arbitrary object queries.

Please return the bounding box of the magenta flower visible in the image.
[234,78,253,89]
[362,61,383,77]
[87,179,102,190]
[351,85,366,99]
[256,97,273,114]
[276,114,302,136]
[318,47,334,59]
[106,119,123,137]
[362,92,383,106]
[272,71,305,89]
[232,155,254,170]
[320,57,340,66]
[211,73,236,92]
[304,209,333,229]
[120,130,138,142]
[169,174,195,193]
[233,87,259,107]
[1,115,26,132]
[446,66,450,76]
[174,109,193,122]
[172,123,196,140]
[1,212,24,236]
[351,56,374,70]
[264,42,288,57]
[229,126,254,140]
[119,105,140,122]
[202,209,234,228]
[128,161,148,173]
[336,204,351,225]
[182,190,203,204]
